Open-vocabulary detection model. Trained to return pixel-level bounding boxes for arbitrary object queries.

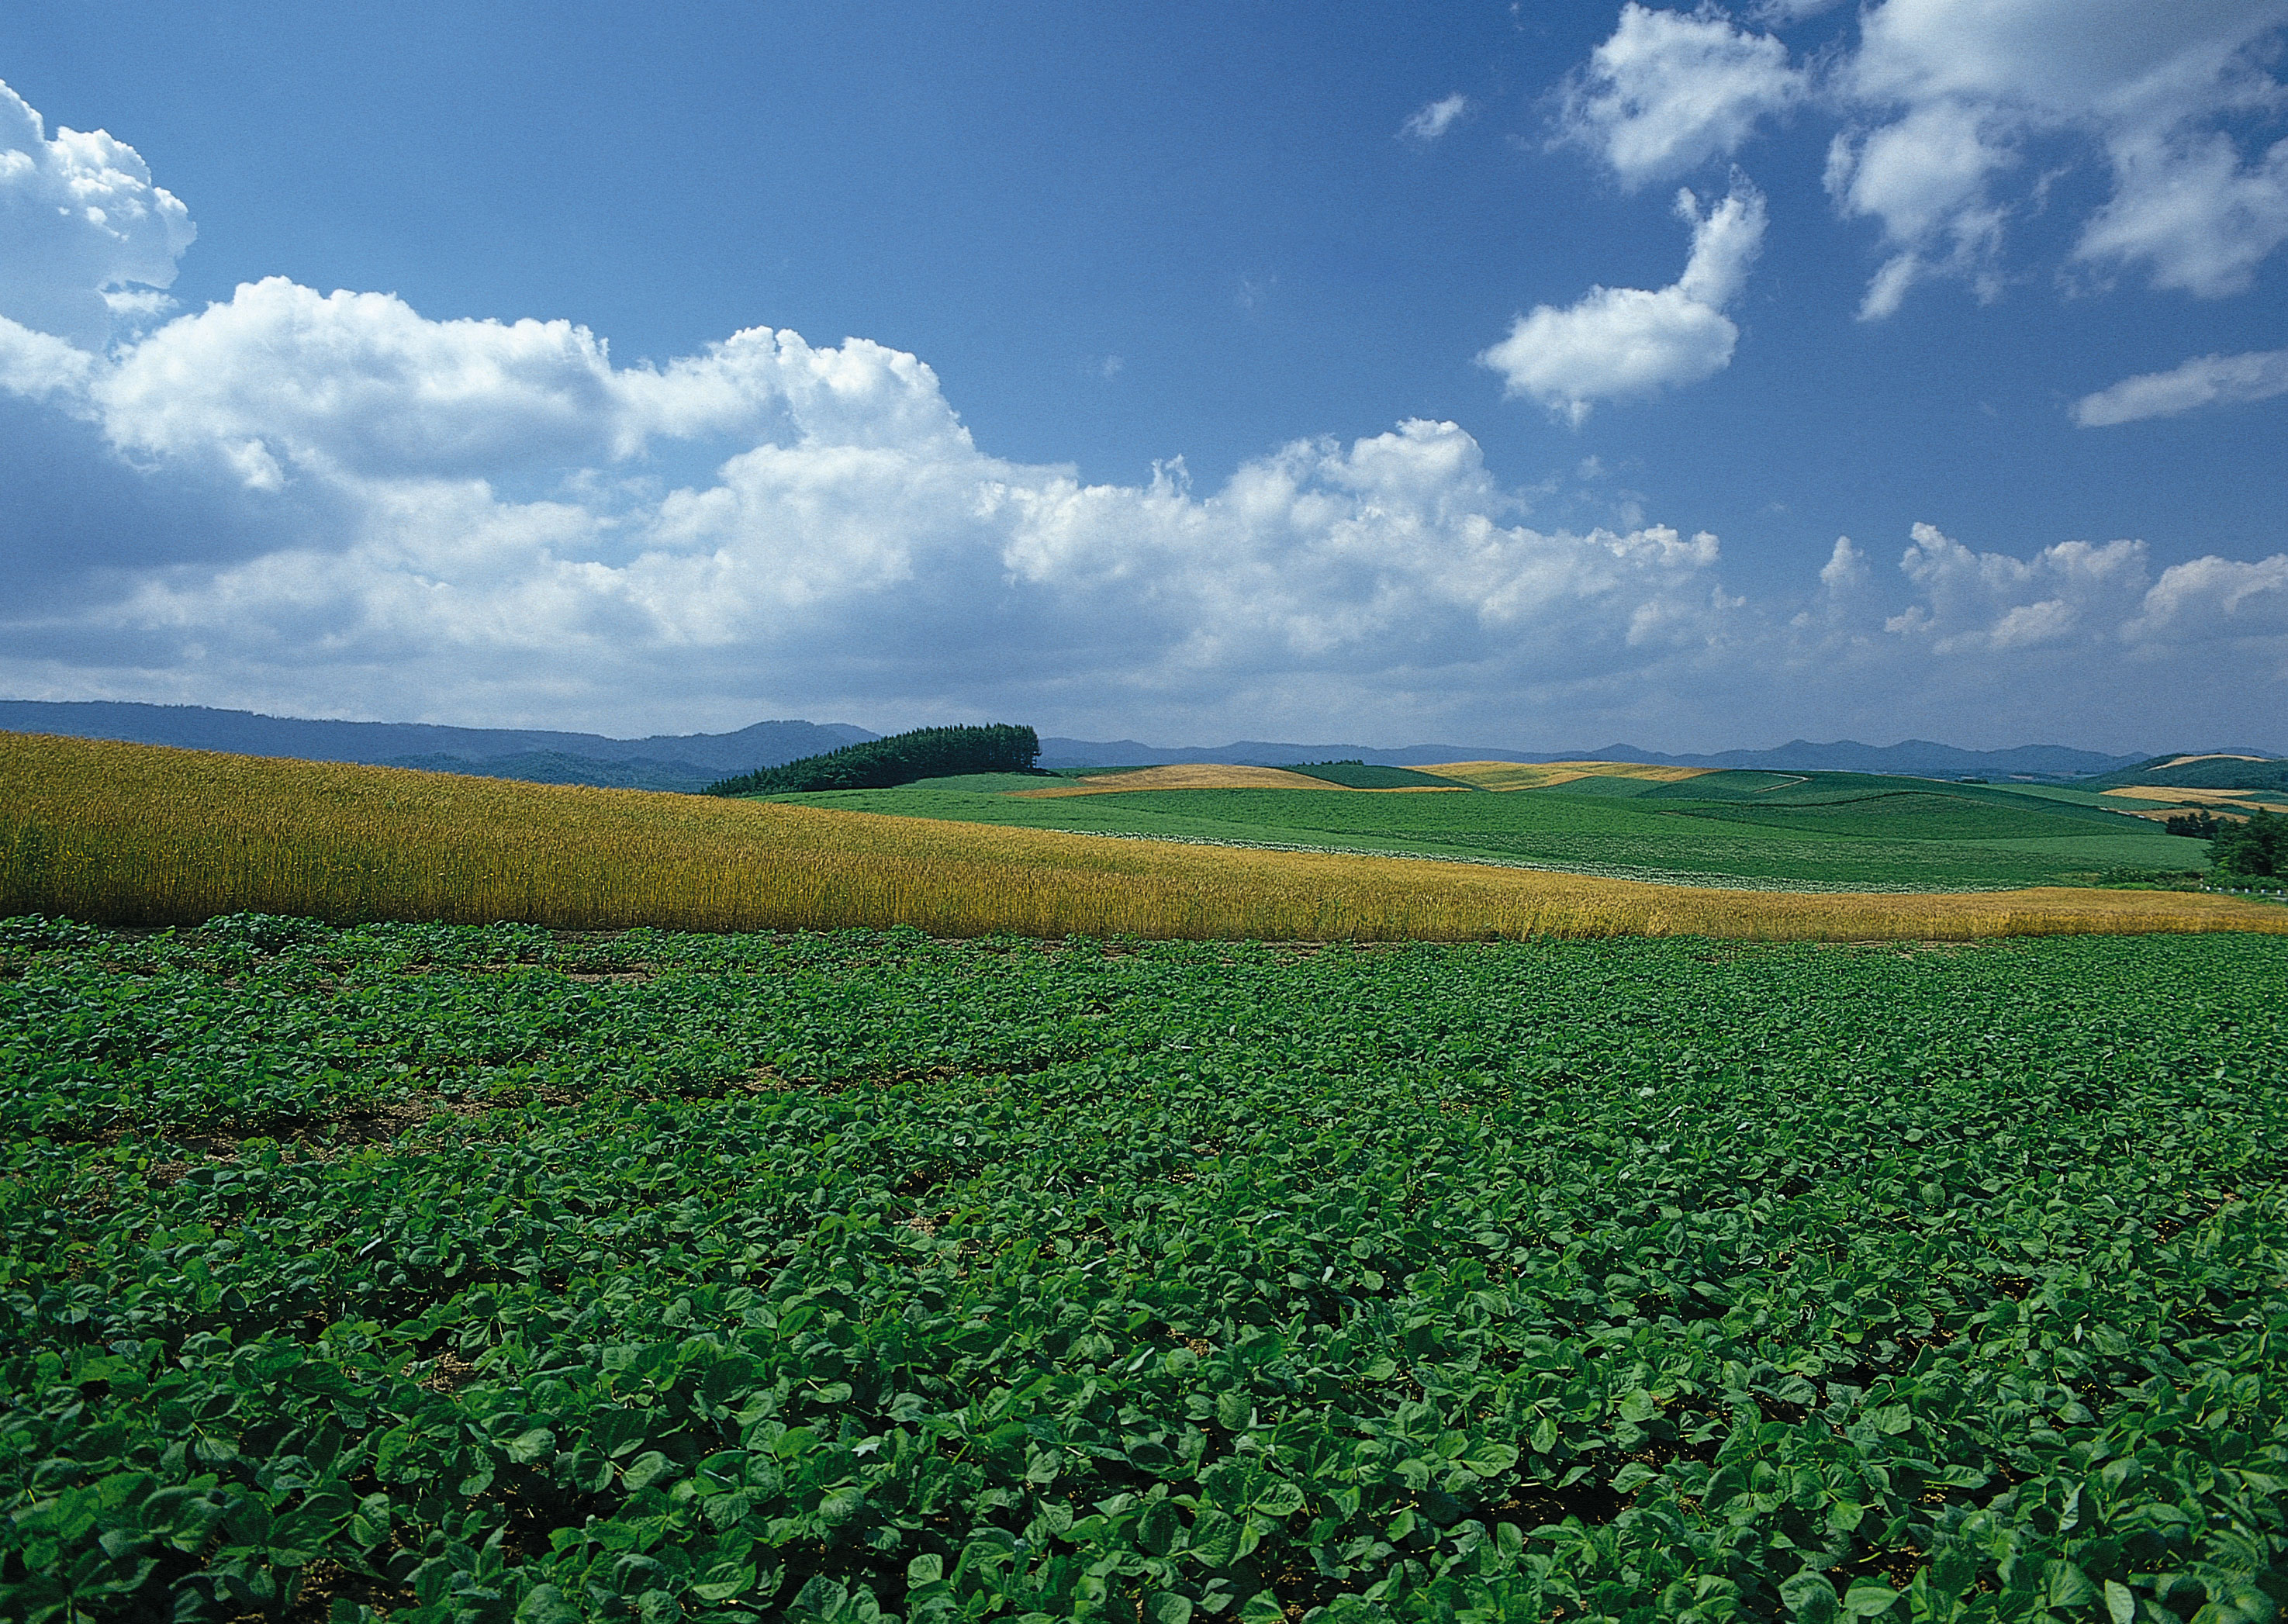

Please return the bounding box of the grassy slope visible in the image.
[763,770,2206,890]
[8,734,2271,939]
[2083,755,2288,791]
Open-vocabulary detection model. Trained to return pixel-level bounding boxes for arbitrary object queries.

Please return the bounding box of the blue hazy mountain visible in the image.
[0,700,874,787]
[2,701,2147,786]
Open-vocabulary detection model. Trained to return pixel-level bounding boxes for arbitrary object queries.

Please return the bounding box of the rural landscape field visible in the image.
[5,724,2288,1623]
[12,5,2288,1622]
[6,915,2286,1624]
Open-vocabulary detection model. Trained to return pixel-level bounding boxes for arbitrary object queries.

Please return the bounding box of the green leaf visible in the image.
[1139,1498,1180,1557]
[2044,1561,2096,1611]
[1842,1578,1899,1618]
[1148,1595,1194,1624]
[2103,1581,2136,1624]
[693,1563,756,1603]
[1215,1391,1252,1432]
[1461,1442,1519,1477]
[506,1427,556,1465]
[1188,1508,1241,1568]
[1253,1480,1305,1519]
[1928,1546,1979,1598]
[1529,1416,1557,1455]
[1780,1571,1839,1624]
[1611,1463,1658,1494]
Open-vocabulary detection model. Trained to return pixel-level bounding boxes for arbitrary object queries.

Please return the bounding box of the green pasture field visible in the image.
[5,916,2284,1624]
[761,771,2206,892]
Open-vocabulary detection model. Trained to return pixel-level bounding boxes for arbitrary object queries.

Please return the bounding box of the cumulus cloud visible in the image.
[0,68,1747,741]
[2072,347,2288,427]
[1478,181,1764,423]
[4,77,2286,748]
[0,78,194,346]
[1549,4,2288,318]
[1557,4,1802,188]
[87,278,970,491]
[1881,522,2149,655]
[2075,126,2288,298]
[1829,0,2288,313]
[1400,93,1472,144]
[3,303,1744,729]
[2127,554,2288,644]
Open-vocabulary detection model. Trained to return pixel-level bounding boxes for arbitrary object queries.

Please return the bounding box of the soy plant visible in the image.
[2,921,2284,1622]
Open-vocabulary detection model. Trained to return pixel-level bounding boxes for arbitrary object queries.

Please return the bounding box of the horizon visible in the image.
[6,694,2261,765]
[3,4,2286,752]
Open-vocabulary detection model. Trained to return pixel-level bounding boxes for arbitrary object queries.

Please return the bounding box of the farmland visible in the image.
[754,768,2210,893]
[5,921,2285,1622]
[6,734,2278,941]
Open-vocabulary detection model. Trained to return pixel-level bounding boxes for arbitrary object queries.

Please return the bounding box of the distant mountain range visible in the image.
[2,700,2174,787]
[0,701,872,792]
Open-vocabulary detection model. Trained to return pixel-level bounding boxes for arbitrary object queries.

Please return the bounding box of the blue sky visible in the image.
[3,0,2286,751]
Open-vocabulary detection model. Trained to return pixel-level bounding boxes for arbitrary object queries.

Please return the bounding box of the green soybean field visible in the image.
[5,917,2285,1624]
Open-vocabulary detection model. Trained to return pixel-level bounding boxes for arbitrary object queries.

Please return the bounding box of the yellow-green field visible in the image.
[3,732,2282,940]
[1423,758,1716,790]
[1008,763,1436,796]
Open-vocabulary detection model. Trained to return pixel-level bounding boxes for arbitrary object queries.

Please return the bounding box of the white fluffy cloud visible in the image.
[1775,521,2288,745]
[1478,181,1764,424]
[1400,94,1472,144]
[87,278,970,491]
[1828,518,2288,668]
[1836,0,2288,313]
[0,166,1745,736]
[1557,4,1803,188]
[2127,554,2288,644]
[1554,4,2288,319]
[1880,522,2150,655]
[2072,347,2288,427]
[3,78,2284,748]
[0,79,193,345]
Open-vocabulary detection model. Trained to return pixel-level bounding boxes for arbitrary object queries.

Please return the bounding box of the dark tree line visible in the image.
[2207,807,2286,879]
[704,724,1040,796]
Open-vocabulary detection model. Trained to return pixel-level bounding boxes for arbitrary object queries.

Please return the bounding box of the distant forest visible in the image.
[706,724,1040,796]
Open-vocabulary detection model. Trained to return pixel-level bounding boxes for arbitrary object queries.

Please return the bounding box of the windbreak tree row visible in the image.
[706,725,1040,796]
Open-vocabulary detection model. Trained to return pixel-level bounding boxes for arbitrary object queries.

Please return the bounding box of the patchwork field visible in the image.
[6,734,2275,940]
[2098,786,2288,820]
[5,920,2283,1623]
[1415,762,1713,792]
[759,767,2216,893]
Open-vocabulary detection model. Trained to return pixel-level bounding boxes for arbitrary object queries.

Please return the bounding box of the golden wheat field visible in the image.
[2,733,2282,942]
[1010,763,1364,796]
[2101,785,2288,815]
[1423,759,1717,791]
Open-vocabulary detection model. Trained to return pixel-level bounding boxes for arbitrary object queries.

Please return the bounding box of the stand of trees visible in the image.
[2209,807,2285,879]
[705,724,1040,796]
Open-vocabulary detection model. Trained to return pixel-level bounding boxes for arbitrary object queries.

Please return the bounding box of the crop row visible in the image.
[4,921,2285,1622]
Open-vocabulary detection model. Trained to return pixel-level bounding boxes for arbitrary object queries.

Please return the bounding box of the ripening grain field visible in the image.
[4,919,2285,1623]
[2,734,2280,942]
